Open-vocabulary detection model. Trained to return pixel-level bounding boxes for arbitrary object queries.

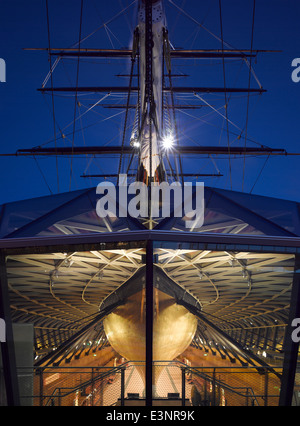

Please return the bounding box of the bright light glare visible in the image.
[131,138,140,148]
[162,134,174,149]
[133,141,140,148]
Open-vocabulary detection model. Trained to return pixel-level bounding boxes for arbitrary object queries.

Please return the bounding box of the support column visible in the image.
[145,239,154,406]
[0,250,20,406]
[279,254,300,406]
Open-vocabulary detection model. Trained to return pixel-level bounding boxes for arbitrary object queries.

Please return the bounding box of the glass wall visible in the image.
[4,240,147,406]
[152,239,298,406]
[1,234,300,406]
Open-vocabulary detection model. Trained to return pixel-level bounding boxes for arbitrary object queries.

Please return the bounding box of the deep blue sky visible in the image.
[0,0,299,205]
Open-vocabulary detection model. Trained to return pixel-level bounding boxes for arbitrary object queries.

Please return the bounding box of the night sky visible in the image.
[0,0,299,205]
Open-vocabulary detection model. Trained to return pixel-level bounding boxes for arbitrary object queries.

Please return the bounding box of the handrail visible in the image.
[43,363,127,406]
[166,360,281,406]
[28,361,282,406]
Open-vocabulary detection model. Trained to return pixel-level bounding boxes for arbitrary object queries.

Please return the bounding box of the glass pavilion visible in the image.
[0,185,299,406]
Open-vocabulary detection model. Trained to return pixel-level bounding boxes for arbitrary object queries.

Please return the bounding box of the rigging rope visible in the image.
[218,0,232,190]
[250,154,270,194]
[69,0,84,192]
[117,42,137,184]
[243,0,256,192]
[194,93,241,132]
[33,156,53,195]
[41,1,137,191]
[76,0,138,47]
[45,0,60,193]
[168,0,262,89]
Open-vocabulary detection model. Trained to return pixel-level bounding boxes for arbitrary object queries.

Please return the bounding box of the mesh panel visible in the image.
[8,362,287,406]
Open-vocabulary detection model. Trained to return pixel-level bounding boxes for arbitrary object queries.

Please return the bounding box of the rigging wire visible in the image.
[168,0,262,88]
[193,93,241,132]
[77,102,93,189]
[176,95,273,151]
[42,0,138,88]
[69,0,84,192]
[242,0,256,192]
[77,0,138,47]
[41,1,137,191]
[19,0,289,193]
[42,57,60,89]
[33,156,53,195]
[163,29,184,184]
[250,154,270,194]
[62,94,111,133]
[219,0,232,190]
[117,49,137,183]
[45,0,60,193]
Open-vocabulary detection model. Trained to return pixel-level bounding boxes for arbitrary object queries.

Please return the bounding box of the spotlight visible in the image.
[132,140,140,149]
[64,257,74,267]
[130,137,140,149]
[162,134,174,149]
[52,269,59,279]
[197,270,203,280]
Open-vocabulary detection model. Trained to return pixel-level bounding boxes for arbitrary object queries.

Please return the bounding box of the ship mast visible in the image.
[19,0,290,188]
[136,0,167,185]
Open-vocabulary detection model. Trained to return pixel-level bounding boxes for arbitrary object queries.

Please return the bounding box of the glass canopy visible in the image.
[0,186,299,238]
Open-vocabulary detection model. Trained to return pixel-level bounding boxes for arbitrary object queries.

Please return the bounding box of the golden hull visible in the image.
[103,289,197,386]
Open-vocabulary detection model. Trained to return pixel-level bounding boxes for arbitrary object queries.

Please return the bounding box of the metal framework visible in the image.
[1,229,300,405]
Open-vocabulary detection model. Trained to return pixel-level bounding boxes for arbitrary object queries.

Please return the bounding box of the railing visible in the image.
[35,364,128,406]
[150,361,282,407]
[6,362,284,406]
[176,362,281,406]
[43,366,125,407]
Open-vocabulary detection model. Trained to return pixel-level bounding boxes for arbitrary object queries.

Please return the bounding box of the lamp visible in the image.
[162,134,174,149]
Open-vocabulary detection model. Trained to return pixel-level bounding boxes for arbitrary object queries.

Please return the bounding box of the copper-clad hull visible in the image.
[103,289,197,387]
